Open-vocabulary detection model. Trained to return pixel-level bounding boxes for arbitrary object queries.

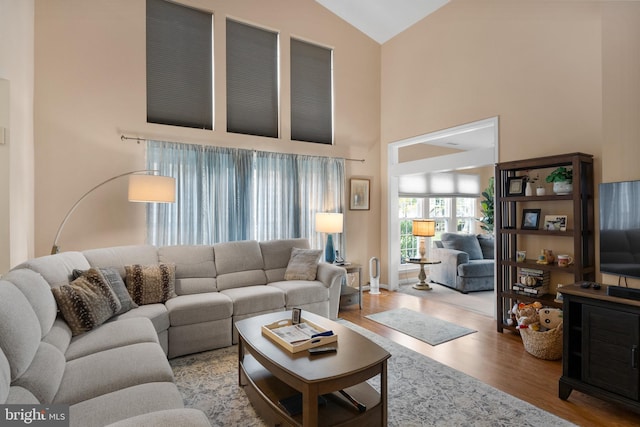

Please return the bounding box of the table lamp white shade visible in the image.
[413,219,436,261]
[315,213,343,263]
[128,174,176,203]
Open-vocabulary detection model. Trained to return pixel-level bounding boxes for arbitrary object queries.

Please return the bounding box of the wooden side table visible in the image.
[407,259,441,291]
[338,263,362,309]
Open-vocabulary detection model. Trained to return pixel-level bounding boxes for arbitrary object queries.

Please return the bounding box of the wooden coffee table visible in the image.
[235,311,390,427]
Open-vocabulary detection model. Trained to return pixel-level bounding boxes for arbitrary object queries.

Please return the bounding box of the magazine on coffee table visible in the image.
[262,318,338,353]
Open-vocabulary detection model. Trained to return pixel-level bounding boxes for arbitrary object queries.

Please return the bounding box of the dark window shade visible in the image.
[226,19,279,138]
[147,0,213,130]
[290,39,333,145]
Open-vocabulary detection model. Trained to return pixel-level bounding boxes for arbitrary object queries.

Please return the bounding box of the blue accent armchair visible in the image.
[429,233,495,293]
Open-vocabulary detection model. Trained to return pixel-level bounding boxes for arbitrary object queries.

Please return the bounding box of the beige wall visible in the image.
[0,0,35,272]
[380,0,640,284]
[33,0,381,265]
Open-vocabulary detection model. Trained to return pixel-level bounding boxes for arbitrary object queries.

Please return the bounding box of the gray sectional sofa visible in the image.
[429,233,495,293]
[0,238,344,427]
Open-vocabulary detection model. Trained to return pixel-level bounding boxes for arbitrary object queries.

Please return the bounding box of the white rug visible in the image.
[398,282,494,317]
[171,321,575,427]
[366,307,476,345]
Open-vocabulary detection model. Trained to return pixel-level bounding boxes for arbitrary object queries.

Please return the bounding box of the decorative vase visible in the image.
[553,181,573,195]
[525,182,533,196]
[536,186,546,196]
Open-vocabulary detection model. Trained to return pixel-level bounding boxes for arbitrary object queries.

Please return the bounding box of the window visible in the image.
[146,0,213,129]
[226,19,279,138]
[399,196,477,263]
[290,38,333,144]
[399,198,423,263]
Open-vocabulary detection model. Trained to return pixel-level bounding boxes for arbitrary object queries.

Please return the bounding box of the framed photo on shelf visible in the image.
[350,178,370,210]
[543,215,568,231]
[521,208,541,230]
[506,176,526,196]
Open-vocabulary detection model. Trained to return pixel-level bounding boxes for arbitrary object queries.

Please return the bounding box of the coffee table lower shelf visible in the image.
[240,355,382,427]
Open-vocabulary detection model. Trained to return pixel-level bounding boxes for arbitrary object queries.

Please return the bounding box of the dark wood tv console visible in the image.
[559,283,640,413]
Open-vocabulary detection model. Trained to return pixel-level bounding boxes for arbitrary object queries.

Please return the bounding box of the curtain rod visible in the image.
[121,134,365,163]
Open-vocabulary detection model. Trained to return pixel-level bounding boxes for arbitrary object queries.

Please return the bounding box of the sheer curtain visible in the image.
[146,140,345,250]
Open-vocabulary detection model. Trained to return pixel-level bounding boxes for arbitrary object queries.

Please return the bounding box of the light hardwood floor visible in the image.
[339,289,639,427]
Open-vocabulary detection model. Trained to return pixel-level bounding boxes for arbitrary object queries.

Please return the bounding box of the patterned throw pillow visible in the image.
[72,267,138,315]
[52,268,122,336]
[284,248,322,281]
[124,263,176,305]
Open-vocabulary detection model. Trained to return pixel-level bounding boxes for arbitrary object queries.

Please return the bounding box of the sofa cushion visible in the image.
[214,241,264,273]
[73,267,138,315]
[0,348,9,403]
[0,281,42,380]
[42,317,72,355]
[283,248,322,281]
[53,342,174,405]
[165,293,233,327]
[70,383,186,427]
[12,342,65,404]
[158,245,216,277]
[221,285,285,316]
[458,259,495,277]
[125,263,176,305]
[3,269,58,338]
[159,245,217,295]
[65,317,159,361]
[5,386,40,404]
[477,234,495,260]
[261,238,310,269]
[269,280,329,306]
[441,233,484,260]
[52,268,122,336]
[17,252,91,287]
[105,408,211,427]
[112,304,170,335]
[83,245,159,279]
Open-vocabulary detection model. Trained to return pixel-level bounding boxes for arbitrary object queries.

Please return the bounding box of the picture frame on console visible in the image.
[350,178,370,210]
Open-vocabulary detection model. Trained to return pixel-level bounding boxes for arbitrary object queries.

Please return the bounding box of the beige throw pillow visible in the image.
[52,268,122,336]
[284,248,322,281]
[125,263,176,305]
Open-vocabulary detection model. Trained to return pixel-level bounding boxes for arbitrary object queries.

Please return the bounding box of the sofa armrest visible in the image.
[105,409,211,427]
[316,263,346,320]
[429,247,470,288]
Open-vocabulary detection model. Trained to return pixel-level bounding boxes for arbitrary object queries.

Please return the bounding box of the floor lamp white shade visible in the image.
[128,174,176,203]
[51,170,176,254]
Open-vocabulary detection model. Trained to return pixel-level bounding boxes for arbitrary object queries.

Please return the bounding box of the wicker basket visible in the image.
[519,322,563,360]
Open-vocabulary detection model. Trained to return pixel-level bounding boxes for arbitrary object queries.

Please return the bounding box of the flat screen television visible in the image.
[599,180,640,279]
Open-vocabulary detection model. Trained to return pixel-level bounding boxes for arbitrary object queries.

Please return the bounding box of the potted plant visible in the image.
[545,166,573,194]
[477,177,494,233]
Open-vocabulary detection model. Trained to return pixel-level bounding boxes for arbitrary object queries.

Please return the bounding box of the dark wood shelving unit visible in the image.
[495,153,595,332]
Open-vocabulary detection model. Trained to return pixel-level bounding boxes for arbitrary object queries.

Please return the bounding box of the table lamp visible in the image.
[315,212,343,263]
[412,219,436,261]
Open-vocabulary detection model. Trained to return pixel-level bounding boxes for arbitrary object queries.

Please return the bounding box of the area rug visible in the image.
[366,307,476,345]
[398,282,494,317]
[170,321,575,427]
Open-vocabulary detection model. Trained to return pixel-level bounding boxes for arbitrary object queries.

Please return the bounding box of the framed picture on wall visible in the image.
[350,178,370,210]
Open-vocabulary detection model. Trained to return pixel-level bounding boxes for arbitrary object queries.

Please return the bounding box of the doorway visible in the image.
[386,117,499,292]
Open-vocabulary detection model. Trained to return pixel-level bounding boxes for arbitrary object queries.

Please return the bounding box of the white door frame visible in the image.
[386,117,500,291]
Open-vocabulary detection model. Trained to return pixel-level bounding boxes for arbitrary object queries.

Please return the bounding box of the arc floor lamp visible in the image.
[51,170,176,254]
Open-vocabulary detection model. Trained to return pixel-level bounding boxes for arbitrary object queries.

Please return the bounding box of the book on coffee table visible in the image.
[278,393,327,416]
[261,318,338,353]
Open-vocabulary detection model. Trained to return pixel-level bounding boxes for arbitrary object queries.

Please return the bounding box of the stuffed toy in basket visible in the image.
[515,304,563,360]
